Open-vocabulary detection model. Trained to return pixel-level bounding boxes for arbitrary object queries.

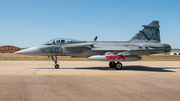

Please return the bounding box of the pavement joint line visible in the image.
[0,73,180,76]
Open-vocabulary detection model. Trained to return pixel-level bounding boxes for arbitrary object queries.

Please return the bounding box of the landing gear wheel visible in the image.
[115,62,123,70]
[55,64,59,69]
[109,61,116,68]
[50,56,60,69]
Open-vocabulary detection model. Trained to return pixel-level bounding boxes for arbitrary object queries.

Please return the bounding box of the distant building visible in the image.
[0,45,21,53]
[170,52,180,55]
[170,49,180,55]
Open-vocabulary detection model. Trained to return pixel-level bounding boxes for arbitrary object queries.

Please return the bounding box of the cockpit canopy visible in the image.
[42,38,72,45]
[42,38,86,45]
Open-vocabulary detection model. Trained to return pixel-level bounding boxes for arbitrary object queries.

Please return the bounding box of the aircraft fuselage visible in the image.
[16,41,171,57]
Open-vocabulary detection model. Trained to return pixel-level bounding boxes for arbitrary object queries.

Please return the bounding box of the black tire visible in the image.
[109,61,116,68]
[115,62,123,70]
[55,64,59,69]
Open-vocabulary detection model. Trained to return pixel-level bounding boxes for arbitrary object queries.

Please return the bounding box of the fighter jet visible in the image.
[15,21,171,70]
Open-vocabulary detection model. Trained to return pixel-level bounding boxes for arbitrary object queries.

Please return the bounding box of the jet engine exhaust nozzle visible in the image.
[164,44,171,52]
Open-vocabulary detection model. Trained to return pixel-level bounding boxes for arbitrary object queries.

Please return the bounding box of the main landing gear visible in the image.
[109,61,123,70]
[50,56,59,69]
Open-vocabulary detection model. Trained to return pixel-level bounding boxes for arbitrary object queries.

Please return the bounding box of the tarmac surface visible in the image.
[0,61,180,101]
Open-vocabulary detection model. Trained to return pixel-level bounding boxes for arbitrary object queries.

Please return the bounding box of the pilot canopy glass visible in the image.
[42,38,72,45]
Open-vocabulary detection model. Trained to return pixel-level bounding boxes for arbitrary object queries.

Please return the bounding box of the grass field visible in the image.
[140,55,180,61]
[0,53,180,61]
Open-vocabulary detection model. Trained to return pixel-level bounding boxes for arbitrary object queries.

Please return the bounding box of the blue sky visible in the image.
[0,0,180,48]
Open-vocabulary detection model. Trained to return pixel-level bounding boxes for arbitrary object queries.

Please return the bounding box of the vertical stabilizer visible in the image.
[130,21,160,43]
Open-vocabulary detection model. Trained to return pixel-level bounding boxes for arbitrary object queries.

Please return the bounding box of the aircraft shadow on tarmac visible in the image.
[73,66,175,72]
[34,66,177,72]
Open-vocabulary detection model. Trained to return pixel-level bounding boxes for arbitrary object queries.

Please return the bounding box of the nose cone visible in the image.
[15,47,37,55]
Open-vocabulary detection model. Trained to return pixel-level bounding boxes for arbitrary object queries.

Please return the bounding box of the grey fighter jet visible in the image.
[15,21,171,70]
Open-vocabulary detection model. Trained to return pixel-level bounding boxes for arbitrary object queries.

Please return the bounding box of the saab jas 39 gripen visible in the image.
[15,21,171,70]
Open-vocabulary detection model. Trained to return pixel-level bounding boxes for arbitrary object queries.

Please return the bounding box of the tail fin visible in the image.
[130,21,160,43]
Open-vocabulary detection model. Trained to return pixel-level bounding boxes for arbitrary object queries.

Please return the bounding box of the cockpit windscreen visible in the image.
[42,38,72,45]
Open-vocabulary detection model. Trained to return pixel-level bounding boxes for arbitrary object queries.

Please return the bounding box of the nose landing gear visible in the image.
[50,56,59,69]
[109,61,123,70]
